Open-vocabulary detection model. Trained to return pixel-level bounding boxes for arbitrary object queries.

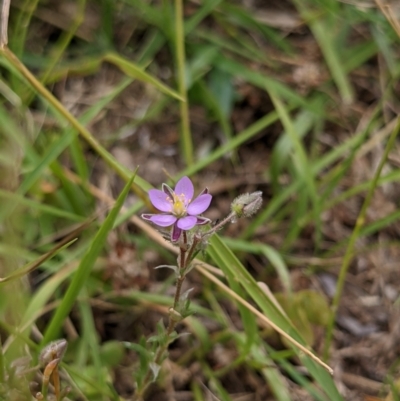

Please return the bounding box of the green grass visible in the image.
[0,0,399,400]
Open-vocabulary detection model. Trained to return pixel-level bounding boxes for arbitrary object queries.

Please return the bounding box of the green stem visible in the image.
[135,232,193,400]
[11,0,40,57]
[175,0,193,166]
[203,212,236,237]
[179,231,188,268]
[323,117,400,360]
[184,234,201,266]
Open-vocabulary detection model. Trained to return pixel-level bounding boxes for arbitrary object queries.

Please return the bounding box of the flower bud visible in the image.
[231,191,263,218]
[39,339,68,366]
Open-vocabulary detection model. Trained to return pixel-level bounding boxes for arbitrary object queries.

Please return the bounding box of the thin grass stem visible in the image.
[175,0,193,166]
[323,117,400,360]
[24,0,87,104]
[10,0,40,56]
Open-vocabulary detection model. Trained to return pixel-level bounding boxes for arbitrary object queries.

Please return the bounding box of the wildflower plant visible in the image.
[135,176,263,400]
[142,176,212,242]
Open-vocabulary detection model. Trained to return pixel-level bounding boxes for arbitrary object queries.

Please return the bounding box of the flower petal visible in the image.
[148,214,177,227]
[177,216,197,230]
[196,216,211,225]
[187,194,212,215]
[171,224,182,242]
[149,189,172,212]
[174,176,194,202]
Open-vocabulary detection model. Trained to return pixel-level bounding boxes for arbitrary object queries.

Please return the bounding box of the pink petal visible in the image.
[149,189,172,212]
[187,194,212,215]
[171,224,182,242]
[149,214,177,227]
[174,176,194,202]
[177,216,197,230]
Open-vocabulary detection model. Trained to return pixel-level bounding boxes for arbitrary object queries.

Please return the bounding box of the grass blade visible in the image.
[40,170,137,345]
[207,234,343,400]
[324,118,400,359]
[104,53,183,101]
[293,0,354,104]
[174,0,193,166]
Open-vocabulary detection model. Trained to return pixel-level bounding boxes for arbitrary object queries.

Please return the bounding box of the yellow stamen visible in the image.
[171,193,188,217]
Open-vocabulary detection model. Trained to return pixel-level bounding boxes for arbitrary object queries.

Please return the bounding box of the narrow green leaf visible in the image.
[215,55,308,108]
[208,234,343,400]
[181,111,281,178]
[0,189,84,221]
[269,92,321,247]
[222,238,291,294]
[293,0,354,104]
[0,239,76,285]
[174,0,193,166]
[40,170,137,345]
[251,347,291,401]
[104,53,183,101]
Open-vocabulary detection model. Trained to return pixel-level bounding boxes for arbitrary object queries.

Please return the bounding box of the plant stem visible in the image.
[185,235,200,265]
[202,212,236,237]
[174,0,193,166]
[179,231,188,268]
[134,234,190,400]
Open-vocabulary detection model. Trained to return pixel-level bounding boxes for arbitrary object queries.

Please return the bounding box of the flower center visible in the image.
[171,193,188,217]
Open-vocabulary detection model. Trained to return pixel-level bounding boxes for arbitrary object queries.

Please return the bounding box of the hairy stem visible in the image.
[135,234,191,400]
[202,212,236,237]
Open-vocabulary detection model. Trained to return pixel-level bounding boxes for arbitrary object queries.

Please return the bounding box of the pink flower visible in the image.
[142,176,212,241]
